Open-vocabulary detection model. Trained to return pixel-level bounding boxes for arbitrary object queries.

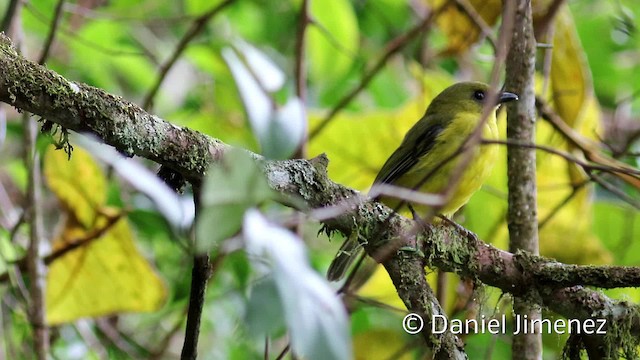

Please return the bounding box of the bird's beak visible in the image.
[499,91,519,103]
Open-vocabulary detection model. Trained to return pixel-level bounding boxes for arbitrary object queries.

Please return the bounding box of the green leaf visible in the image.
[245,276,286,336]
[196,150,272,253]
[593,201,640,265]
[307,0,359,86]
[0,230,23,275]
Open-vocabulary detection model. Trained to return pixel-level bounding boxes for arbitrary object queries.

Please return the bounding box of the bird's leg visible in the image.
[408,204,431,233]
[408,203,420,221]
[437,214,471,237]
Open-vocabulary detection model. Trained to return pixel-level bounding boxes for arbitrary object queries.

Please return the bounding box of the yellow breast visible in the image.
[382,112,499,217]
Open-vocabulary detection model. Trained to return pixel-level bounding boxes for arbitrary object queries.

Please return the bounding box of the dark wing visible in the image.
[373,121,444,186]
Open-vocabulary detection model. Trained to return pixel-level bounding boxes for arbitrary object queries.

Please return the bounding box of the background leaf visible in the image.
[43,146,166,325]
[243,210,352,360]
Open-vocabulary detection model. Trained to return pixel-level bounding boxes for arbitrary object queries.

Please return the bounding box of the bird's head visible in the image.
[427,81,518,117]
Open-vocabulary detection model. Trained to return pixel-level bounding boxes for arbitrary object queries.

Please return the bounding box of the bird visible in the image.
[327,81,518,281]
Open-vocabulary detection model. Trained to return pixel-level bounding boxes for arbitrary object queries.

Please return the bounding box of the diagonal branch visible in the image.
[141,0,236,110]
[308,2,449,139]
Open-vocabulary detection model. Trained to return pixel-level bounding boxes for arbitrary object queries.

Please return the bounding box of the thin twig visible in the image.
[536,97,640,188]
[24,3,145,57]
[149,309,187,360]
[539,21,554,98]
[533,0,567,39]
[63,3,195,24]
[591,173,640,210]
[142,0,236,110]
[180,254,211,360]
[1,0,20,33]
[275,343,290,360]
[488,139,640,210]
[482,139,640,177]
[0,212,123,283]
[24,114,48,359]
[37,0,65,65]
[294,0,310,103]
[180,246,227,359]
[95,318,143,359]
[538,180,589,229]
[309,2,449,139]
[453,0,497,52]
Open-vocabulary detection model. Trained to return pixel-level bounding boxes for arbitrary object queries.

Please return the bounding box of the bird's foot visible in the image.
[437,215,471,237]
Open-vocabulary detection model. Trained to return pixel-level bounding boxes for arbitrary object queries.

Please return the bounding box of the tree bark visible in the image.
[504,0,541,358]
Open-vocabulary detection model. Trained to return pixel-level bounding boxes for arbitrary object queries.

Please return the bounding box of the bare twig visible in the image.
[149,309,187,360]
[1,0,20,33]
[533,0,567,39]
[483,139,640,177]
[24,114,48,359]
[309,2,448,139]
[292,0,310,161]
[24,3,144,57]
[484,138,640,209]
[180,180,228,359]
[63,3,195,24]
[275,343,290,360]
[590,173,640,210]
[180,254,211,360]
[539,22,554,98]
[0,212,123,283]
[294,0,310,103]
[536,97,640,189]
[453,0,497,52]
[538,180,588,229]
[37,0,65,65]
[142,0,236,110]
[95,318,142,359]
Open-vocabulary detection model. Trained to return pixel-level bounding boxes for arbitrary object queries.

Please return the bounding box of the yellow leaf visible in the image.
[549,7,591,130]
[353,329,413,360]
[427,0,502,55]
[44,145,166,324]
[46,211,166,325]
[357,266,405,310]
[44,146,106,228]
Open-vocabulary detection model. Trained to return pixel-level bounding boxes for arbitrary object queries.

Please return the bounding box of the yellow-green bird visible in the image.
[327,81,518,281]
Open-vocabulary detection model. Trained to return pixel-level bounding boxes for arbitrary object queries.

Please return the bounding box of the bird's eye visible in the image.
[473,90,485,101]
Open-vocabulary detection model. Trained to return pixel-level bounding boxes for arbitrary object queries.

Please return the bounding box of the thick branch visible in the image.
[0,33,221,183]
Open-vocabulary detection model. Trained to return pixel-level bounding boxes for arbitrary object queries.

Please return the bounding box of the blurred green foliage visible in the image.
[0,0,638,358]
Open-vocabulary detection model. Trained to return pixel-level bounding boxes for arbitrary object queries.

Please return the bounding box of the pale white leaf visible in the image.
[235,40,285,92]
[77,135,193,230]
[243,210,351,360]
[222,47,272,138]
